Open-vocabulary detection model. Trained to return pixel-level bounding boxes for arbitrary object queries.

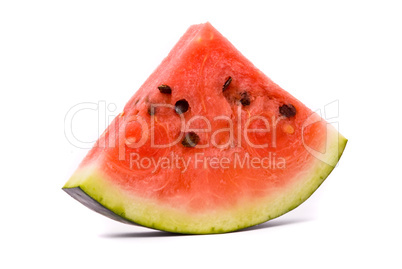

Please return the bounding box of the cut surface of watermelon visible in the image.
[63,22,347,234]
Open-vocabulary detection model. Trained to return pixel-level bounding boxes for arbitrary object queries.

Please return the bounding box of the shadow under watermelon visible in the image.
[100,218,310,238]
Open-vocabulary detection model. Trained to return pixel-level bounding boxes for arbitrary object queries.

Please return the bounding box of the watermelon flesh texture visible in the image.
[63,23,347,234]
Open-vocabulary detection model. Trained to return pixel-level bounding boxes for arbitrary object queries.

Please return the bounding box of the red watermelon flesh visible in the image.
[63,23,347,233]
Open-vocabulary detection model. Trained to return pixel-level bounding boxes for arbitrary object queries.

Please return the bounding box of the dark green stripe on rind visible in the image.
[62,187,139,226]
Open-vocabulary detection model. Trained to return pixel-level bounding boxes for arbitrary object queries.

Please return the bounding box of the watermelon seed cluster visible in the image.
[157,84,198,147]
[155,80,297,148]
[221,77,251,107]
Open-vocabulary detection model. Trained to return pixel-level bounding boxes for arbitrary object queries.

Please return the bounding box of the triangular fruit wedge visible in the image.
[63,22,347,234]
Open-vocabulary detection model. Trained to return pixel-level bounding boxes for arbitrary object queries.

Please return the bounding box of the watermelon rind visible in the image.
[63,129,347,234]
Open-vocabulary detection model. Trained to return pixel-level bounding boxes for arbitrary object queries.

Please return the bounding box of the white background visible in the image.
[1,0,401,268]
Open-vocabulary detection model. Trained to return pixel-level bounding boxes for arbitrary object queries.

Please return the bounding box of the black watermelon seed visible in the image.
[147,105,155,116]
[240,91,251,106]
[175,99,189,114]
[222,76,232,92]
[279,104,297,117]
[182,132,200,147]
[158,84,172,94]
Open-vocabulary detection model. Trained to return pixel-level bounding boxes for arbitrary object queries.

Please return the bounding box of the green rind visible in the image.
[63,187,137,225]
[63,131,347,234]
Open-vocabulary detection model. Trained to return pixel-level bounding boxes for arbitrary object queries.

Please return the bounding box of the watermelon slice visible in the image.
[63,23,347,234]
